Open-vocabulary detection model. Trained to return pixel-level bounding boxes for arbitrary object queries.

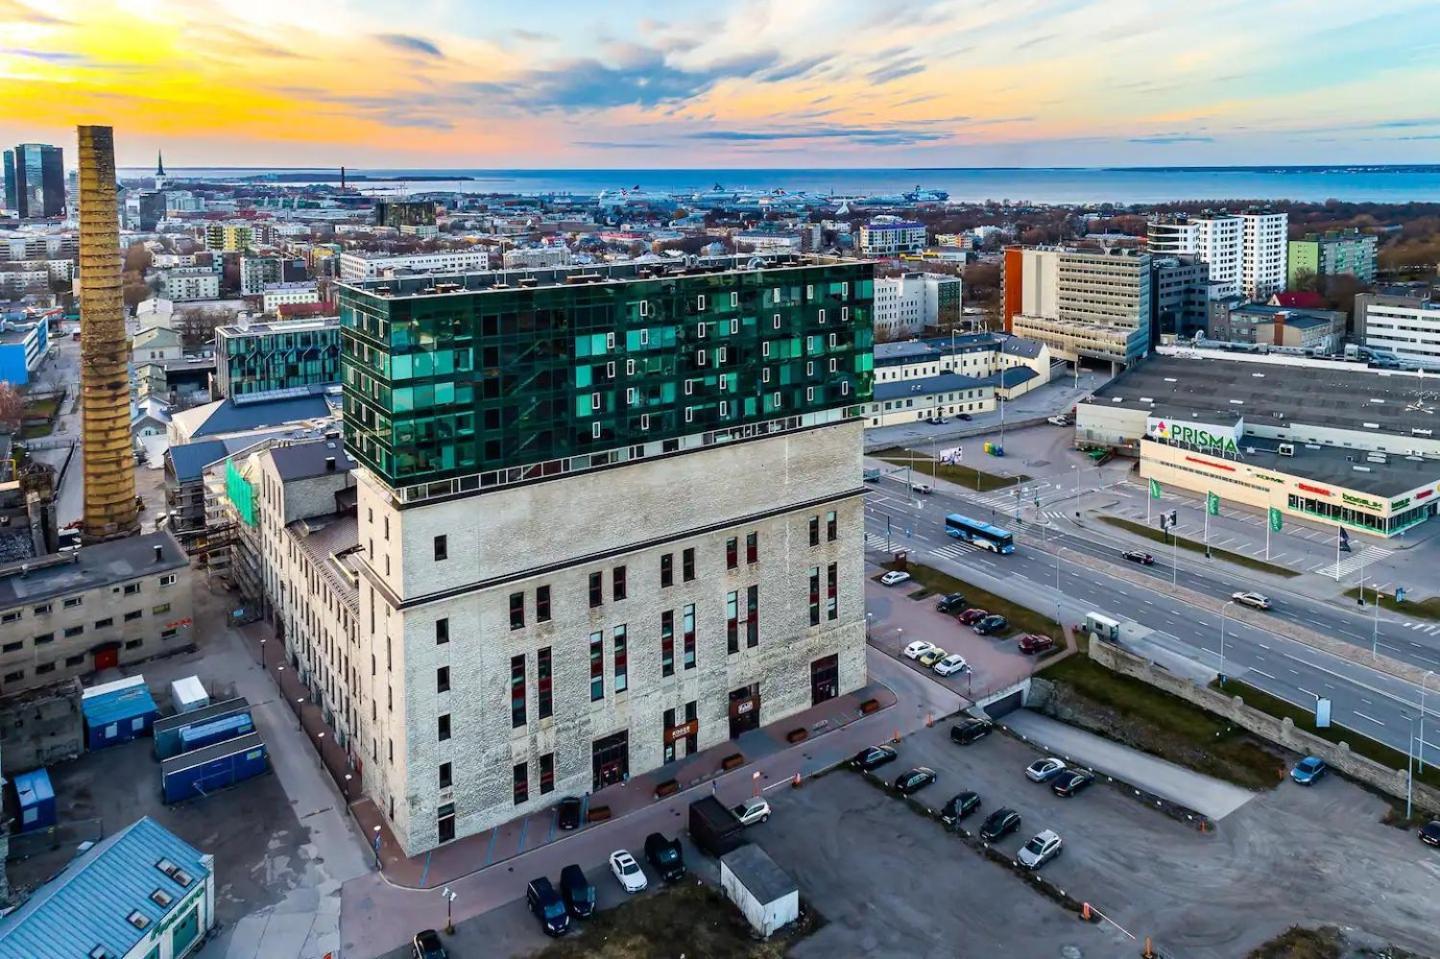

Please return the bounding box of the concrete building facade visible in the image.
[1148,210,1288,299]
[1288,230,1377,287]
[1004,246,1152,366]
[873,272,962,339]
[337,250,492,283]
[858,218,926,257]
[1354,292,1440,367]
[159,268,221,302]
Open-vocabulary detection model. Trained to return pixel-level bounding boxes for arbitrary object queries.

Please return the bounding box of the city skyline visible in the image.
[3,0,1439,168]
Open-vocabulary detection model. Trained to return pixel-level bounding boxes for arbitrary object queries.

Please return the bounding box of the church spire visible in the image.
[156,150,165,177]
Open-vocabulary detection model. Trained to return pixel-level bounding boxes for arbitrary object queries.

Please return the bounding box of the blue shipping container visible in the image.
[153,697,251,759]
[160,733,268,804]
[81,683,160,750]
[13,768,56,833]
[177,714,255,754]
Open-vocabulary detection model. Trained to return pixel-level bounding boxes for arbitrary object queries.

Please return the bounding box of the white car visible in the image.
[609,849,648,893]
[1025,758,1067,783]
[903,640,937,660]
[1017,829,1063,870]
[933,653,970,676]
[731,797,772,826]
[880,570,912,587]
[1232,591,1272,610]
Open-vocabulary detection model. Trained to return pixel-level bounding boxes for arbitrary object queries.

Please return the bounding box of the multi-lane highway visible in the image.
[862,465,1440,770]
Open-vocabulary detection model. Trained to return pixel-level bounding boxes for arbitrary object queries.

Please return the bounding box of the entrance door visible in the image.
[92,645,119,670]
[810,654,839,706]
[728,684,761,738]
[171,904,201,957]
[591,731,629,792]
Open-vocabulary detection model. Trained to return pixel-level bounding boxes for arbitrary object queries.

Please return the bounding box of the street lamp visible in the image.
[1421,670,1435,774]
[1370,583,1380,658]
[441,886,458,935]
[371,825,383,869]
[1218,600,1237,683]
[344,773,352,800]
[259,637,267,669]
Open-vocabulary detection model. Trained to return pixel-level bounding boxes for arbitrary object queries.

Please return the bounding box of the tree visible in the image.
[122,277,153,308]
[0,382,23,433]
[123,242,151,275]
[1290,268,1321,293]
[176,308,230,349]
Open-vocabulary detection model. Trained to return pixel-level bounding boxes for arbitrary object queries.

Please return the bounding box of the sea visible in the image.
[117,166,1440,205]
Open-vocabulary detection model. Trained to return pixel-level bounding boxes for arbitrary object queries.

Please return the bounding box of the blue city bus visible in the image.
[944,513,1015,554]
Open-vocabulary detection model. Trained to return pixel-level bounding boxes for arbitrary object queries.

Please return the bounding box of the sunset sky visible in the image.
[3,0,1439,169]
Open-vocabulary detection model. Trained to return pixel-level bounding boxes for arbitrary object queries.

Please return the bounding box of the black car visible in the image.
[526,877,571,937]
[935,592,968,614]
[559,863,596,918]
[556,796,583,831]
[957,413,972,421]
[1420,821,1440,847]
[644,832,686,882]
[893,766,937,795]
[925,416,945,425]
[939,791,981,827]
[973,614,1009,636]
[950,719,993,745]
[412,929,447,959]
[1051,769,1095,798]
[979,808,1021,842]
[1122,549,1155,566]
[852,744,899,771]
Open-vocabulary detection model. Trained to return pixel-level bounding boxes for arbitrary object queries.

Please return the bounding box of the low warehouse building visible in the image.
[719,843,800,938]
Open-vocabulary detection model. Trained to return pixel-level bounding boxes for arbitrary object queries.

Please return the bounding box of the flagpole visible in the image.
[1335,525,1341,583]
[1265,516,1270,561]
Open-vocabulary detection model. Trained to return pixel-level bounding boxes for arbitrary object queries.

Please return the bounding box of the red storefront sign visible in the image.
[1184,455,1235,473]
[1297,483,1332,497]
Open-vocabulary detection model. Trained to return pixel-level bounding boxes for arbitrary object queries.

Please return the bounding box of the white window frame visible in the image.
[730,292,738,307]
[684,379,694,395]
[606,361,615,378]
[828,333,837,347]
[685,406,694,423]
[717,346,727,364]
[762,367,771,383]
[605,332,615,350]
[697,294,706,311]
[829,358,838,373]
[762,341,771,357]
[592,421,601,438]
[591,392,601,410]
[640,300,649,316]
[697,349,707,367]
[640,328,649,345]
[818,308,826,324]
[626,358,635,375]
[806,386,814,401]
[641,414,650,430]
[626,387,637,404]
[772,391,782,408]
[720,400,730,417]
[729,318,738,334]
[773,313,782,329]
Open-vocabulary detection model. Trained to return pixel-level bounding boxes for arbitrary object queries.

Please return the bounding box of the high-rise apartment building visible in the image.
[1003,246,1152,366]
[338,255,874,854]
[1288,230,1377,287]
[1147,210,1287,300]
[4,144,65,218]
[858,217,927,257]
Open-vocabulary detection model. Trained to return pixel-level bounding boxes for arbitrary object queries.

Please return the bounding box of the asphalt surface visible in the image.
[862,465,1440,769]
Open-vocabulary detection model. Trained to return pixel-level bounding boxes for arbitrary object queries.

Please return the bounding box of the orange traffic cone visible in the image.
[1080,903,1091,921]
[791,772,802,788]
[1142,936,1156,958]
[925,711,933,727]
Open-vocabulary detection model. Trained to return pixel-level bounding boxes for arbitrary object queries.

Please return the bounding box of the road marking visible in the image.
[1361,698,1374,706]
[1257,643,1271,650]
[1252,668,1277,680]
[1298,686,1316,697]
[1355,712,1386,727]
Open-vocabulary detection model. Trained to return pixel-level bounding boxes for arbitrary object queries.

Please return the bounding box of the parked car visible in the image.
[880,570,912,587]
[1121,549,1155,566]
[1025,758,1067,782]
[925,416,945,425]
[557,796,583,831]
[957,608,990,626]
[911,483,934,495]
[979,808,1021,841]
[1017,829,1064,870]
[939,791,981,828]
[1046,414,1071,426]
[902,640,937,660]
[933,653,969,676]
[973,614,1009,636]
[1291,756,1328,785]
[608,849,647,893]
[1018,633,1056,655]
[936,593,968,614]
[957,412,973,421]
[917,647,947,667]
[1051,769,1095,797]
[894,767,938,795]
[852,744,899,771]
[950,719,992,745]
[560,864,596,919]
[731,797,771,826]
[644,832,686,882]
[1232,591,1272,610]
[526,877,571,937]
[412,930,447,959]
[1420,821,1440,848]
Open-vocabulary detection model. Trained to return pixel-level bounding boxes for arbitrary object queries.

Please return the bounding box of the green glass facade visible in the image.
[217,321,342,397]
[340,261,875,491]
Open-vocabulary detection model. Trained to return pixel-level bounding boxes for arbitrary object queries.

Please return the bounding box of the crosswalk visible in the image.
[1403,621,1440,636]
[1311,545,1393,580]
[930,541,988,561]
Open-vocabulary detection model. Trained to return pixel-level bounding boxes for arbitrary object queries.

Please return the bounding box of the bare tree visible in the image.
[176,308,231,349]
[0,383,24,433]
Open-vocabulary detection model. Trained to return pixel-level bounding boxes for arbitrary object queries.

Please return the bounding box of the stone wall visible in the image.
[0,677,84,774]
[1088,639,1440,815]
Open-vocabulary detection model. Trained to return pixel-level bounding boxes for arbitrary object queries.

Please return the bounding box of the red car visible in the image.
[1018,634,1055,655]
[957,608,989,626]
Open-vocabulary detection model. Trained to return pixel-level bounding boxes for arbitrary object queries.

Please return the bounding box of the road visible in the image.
[862,466,1440,770]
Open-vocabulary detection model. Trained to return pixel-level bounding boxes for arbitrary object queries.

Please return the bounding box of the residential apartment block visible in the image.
[1147,210,1288,299]
[261,281,321,315]
[159,267,221,302]
[1288,229,1377,287]
[337,249,492,283]
[873,272,962,339]
[336,255,875,854]
[858,217,926,257]
[214,316,343,397]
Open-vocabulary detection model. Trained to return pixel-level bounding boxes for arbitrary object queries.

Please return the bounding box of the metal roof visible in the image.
[0,816,210,959]
[721,843,796,903]
[268,439,356,482]
[152,697,250,737]
[81,684,159,728]
[160,732,264,775]
[873,372,987,402]
[0,532,187,611]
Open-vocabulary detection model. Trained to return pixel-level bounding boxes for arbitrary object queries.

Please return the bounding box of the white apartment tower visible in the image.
[1147,210,1287,300]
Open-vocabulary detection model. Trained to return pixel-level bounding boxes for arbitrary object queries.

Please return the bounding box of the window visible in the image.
[808,566,821,626]
[33,632,52,644]
[35,662,55,674]
[436,617,449,644]
[123,611,141,622]
[126,910,151,931]
[613,565,627,601]
[509,592,525,630]
[683,604,696,669]
[437,666,450,693]
[32,603,49,616]
[726,537,738,570]
[809,516,820,547]
[589,632,604,701]
[510,655,526,727]
[746,532,758,564]
[827,510,838,542]
[1,641,19,653]
[614,625,628,693]
[682,548,695,582]
[0,612,18,624]
[64,626,83,638]
[439,762,452,789]
[433,535,448,561]
[747,585,759,647]
[124,639,142,650]
[152,603,170,615]
[536,585,551,622]
[94,618,113,630]
[513,762,528,805]
[438,714,451,741]
[3,670,22,683]
[660,553,673,588]
[726,591,739,654]
[159,574,176,587]
[589,571,603,609]
[827,563,838,621]
[540,752,555,795]
[63,597,82,609]
[65,654,83,667]
[149,889,173,908]
[537,647,553,719]
[660,611,675,677]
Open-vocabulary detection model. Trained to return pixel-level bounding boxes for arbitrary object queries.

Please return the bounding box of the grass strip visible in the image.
[1098,515,1300,579]
[872,447,1030,493]
[1342,585,1440,622]
[879,560,1060,642]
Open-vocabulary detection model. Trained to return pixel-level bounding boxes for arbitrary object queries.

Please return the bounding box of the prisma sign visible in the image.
[1146,416,1242,455]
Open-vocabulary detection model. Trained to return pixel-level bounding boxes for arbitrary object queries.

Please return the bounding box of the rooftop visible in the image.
[1200,439,1440,498]
[721,843,797,903]
[170,390,335,440]
[218,315,340,336]
[873,371,987,401]
[0,532,186,611]
[269,439,356,482]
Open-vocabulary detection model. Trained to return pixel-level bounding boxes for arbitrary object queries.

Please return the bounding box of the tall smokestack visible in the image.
[340,165,346,190]
[77,125,138,542]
